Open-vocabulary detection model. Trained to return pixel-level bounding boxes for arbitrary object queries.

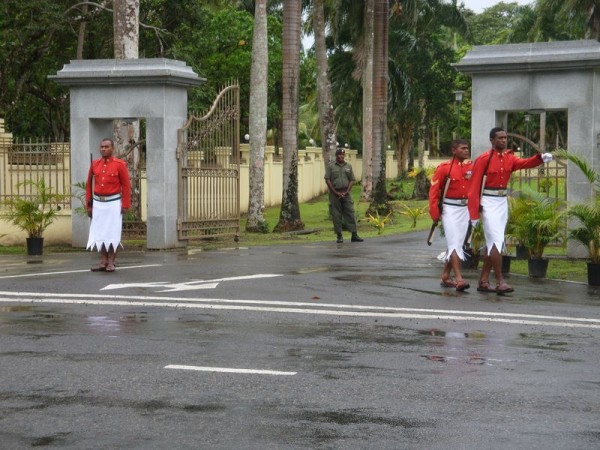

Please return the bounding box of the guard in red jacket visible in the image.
[429,139,472,291]
[85,138,131,272]
[468,127,552,293]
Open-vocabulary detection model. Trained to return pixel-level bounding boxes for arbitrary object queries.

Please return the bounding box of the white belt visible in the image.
[93,193,121,202]
[443,198,468,206]
[482,188,508,197]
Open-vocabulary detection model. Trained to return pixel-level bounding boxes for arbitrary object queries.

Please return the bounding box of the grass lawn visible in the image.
[0,180,589,283]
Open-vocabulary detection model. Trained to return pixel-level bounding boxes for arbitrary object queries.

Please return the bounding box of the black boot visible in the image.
[351,232,363,242]
[336,233,344,243]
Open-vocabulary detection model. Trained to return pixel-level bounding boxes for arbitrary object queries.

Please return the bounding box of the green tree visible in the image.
[533,0,600,40]
[0,0,83,138]
[464,2,523,45]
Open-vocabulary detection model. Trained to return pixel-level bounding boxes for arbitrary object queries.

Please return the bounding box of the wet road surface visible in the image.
[1,231,599,449]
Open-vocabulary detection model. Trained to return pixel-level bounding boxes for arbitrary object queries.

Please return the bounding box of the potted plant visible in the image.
[517,188,565,278]
[1,178,69,255]
[556,150,600,285]
[506,195,531,259]
[567,203,600,284]
[462,220,484,270]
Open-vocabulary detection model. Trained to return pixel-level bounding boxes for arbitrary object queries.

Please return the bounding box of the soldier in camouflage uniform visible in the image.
[324,148,364,244]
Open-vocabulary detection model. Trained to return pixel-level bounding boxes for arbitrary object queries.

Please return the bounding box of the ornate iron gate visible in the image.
[177,83,240,241]
[507,132,567,202]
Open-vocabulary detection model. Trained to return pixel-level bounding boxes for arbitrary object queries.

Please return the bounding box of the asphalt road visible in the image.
[1,231,599,449]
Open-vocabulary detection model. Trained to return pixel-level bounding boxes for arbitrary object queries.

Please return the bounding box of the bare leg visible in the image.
[477,246,494,291]
[441,261,452,280]
[450,250,469,291]
[91,246,109,271]
[490,244,513,292]
[106,246,116,272]
[449,251,465,284]
[440,261,455,287]
[489,245,504,285]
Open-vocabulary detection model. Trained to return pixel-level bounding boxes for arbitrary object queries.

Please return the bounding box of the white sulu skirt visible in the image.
[441,204,470,261]
[481,195,508,255]
[86,199,123,252]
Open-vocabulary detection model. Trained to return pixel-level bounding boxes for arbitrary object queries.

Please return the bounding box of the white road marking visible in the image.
[164,364,297,376]
[1,291,599,325]
[101,274,283,292]
[0,293,598,329]
[0,264,162,279]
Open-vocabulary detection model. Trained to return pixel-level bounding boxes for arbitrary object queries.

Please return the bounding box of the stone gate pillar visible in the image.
[51,59,203,249]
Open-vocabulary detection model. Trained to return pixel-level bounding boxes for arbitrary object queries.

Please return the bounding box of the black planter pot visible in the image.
[515,244,529,259]
[502,255,511,274]
[26,237,44,255]
[461,248,479,270]
[587,262,600,286]
[528,257,549,278]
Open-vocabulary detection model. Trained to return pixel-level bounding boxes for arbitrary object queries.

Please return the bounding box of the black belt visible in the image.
[93,193,121,202]
[443,198,468,206]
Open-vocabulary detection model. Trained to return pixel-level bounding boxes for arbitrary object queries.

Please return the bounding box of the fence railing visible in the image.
[0,138,362,245]
[0,136,71,209]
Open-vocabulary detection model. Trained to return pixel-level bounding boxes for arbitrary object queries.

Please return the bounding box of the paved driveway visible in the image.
[1,231,599,449]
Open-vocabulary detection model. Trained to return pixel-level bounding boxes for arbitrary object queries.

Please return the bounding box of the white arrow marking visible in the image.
[100,273,283,292]
[155,282,220,292]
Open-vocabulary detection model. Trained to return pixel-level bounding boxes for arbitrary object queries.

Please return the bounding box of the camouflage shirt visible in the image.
[325,161,355,190]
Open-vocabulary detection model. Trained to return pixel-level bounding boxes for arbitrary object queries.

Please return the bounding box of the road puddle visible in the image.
[419,327,496,365]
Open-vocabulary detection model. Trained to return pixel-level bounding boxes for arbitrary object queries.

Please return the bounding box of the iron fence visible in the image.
[0,137,71,209]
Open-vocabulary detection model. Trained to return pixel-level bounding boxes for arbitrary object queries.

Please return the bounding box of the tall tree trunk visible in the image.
[394,122,412,176]
[313,0,337,168]
[76,5,88,59]
[246,0,268,232]
[114,0,139,59]
[275,0,304,232]
[417,99,426,168]
[369,0,390,214]
[113,0,141,219]
[361,0,374,202]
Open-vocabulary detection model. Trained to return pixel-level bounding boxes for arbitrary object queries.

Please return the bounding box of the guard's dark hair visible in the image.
[451,139,469,150]
[489,127,504,140]
[101,138,115,146]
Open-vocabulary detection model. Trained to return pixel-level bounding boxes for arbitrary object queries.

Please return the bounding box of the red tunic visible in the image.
[428,158,473,222]
[85,156,131,211]
[467,149,542,220]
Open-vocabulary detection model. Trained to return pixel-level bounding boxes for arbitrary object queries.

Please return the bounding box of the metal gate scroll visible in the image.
[177,83,240,241]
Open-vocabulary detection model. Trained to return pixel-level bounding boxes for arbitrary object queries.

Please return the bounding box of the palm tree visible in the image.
[568,203,600,263]
[511,0,599,42]
[367,0,390,214]
[275,0,305,232]
[246,0,269,232]
[551,0,600,39]
[556,149,600,263]
[311,0,338,167]
[361,0,375,201]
